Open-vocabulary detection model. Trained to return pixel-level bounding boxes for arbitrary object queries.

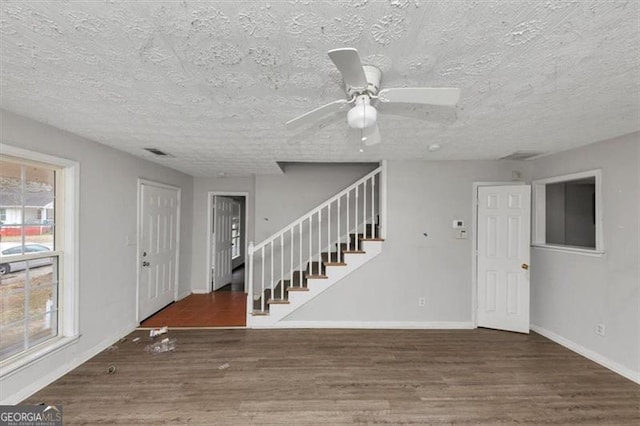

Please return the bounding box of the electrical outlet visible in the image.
[595,323,606,336]
[418,297,426,307]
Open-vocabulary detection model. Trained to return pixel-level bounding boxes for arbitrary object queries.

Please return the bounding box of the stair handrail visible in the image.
[250,166,382,253]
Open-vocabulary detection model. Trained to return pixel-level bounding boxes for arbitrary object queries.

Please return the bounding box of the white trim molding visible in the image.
[206,191,250,293]
[531,324,640,385]
[532,169,603,253]
[255,321,475,329]
[0,144,80,381]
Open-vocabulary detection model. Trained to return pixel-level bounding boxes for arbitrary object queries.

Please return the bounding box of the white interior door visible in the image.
[477,185,531,333]
[213,196,234,290]
[138,182,180,321]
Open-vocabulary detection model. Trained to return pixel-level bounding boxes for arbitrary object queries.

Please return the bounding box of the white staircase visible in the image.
[247,163,386,327]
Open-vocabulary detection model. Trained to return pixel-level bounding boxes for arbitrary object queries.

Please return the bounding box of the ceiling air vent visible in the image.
[144,148,172,157]
[499,151,544,161]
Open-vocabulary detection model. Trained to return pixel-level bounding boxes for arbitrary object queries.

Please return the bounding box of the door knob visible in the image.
[521,263,529,270]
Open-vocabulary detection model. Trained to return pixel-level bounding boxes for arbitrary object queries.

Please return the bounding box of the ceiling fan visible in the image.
[286,48,461,146]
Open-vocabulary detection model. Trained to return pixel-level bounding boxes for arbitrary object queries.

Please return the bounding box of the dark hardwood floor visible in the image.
[24,329,639,424]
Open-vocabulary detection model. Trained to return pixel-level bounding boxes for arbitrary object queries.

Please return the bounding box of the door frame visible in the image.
[471,181,528,328]
[136,178,182,323]
[206,191,249,292]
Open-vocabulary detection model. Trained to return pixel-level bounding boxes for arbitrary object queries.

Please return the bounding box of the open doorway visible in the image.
[208,193,248,293]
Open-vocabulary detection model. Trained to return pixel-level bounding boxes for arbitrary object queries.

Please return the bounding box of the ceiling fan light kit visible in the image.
[286,47,461,147]
[348,95,377,129]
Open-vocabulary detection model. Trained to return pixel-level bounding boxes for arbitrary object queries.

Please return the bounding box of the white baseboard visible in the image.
[177,290,192,300]
[531,324,640,384]
[255,321,475,329]
[191,289,209,294]
[1,322,138,405]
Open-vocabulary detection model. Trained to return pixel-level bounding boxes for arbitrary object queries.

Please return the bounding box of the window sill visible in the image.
[0,335,80,379]
[532,244,605,257]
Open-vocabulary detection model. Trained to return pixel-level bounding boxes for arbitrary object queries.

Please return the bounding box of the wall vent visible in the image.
[499,151,544,161]
[144,148,172,157]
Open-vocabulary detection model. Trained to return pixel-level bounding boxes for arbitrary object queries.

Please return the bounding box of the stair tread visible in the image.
[306,274,328,279]
[360,237,385,241]
[252,310,270,316]
[287,286,309,291]
[342,250,366,254]
[267,299,290,305]
[324,262,347,266]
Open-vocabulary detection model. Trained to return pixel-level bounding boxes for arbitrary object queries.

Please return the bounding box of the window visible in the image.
[532,170,603,253]
[0,147,78,373]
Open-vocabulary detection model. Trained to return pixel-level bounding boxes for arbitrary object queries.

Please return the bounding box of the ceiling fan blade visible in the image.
[328,48,368,90]
[378,87,461,106]
[286,99,350,130]
[362,123,380,146]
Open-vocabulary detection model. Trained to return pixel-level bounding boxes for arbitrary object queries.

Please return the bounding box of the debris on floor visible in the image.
[132,337,141,343]
[107,365,116,374]
[217,363,230,370]
[145,337,177,355]
[106,345,118,352]
[149,326,169,338]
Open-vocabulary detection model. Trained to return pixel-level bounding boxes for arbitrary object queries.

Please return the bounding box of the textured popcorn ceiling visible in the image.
[0,0,638,176]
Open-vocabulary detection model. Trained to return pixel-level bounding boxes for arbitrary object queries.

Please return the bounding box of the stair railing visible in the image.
[247,162,386,313]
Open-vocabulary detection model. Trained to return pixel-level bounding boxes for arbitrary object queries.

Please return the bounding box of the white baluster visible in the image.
[362,182,366,239]
[381,162,387,239]
[317,209,322,275]
[346,192,350,249]
[261,246,265,311]
[290,228,293,289]
[248,241,254,313]
[327,203,331,263]
[355,187,359,245]
[372,177,376,238]
[280,234,284,300]
[270,240,274,300]
[308,216,312,277]
[337,198,341,252]
[299,222,302,287]
[364,180,368,238]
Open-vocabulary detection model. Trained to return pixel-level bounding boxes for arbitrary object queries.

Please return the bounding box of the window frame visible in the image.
[532,169,604,255]
[0,144,79,378]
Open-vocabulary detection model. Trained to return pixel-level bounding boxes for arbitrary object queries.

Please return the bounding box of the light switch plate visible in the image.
[453,220,464,229]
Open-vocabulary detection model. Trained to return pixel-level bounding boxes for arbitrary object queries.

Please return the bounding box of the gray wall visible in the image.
[545,182,566,244]
[0,109,194,403]
[530,132,639,378]
[254,163,378,242]
[564,182,596,248]
[546,181,596,248]
[284,160,528,324]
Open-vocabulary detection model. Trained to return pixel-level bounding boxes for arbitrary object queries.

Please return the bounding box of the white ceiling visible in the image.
[1,0,638,176]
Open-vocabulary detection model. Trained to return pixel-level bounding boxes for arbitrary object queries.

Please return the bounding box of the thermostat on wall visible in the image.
[453,220,464,229]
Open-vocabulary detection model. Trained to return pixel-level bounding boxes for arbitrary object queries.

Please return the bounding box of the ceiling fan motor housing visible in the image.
[346,65,382,97]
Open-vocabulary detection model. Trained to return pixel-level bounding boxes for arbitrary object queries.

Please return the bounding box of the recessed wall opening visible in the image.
[533,170,603,253]
[545,177,596,249]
